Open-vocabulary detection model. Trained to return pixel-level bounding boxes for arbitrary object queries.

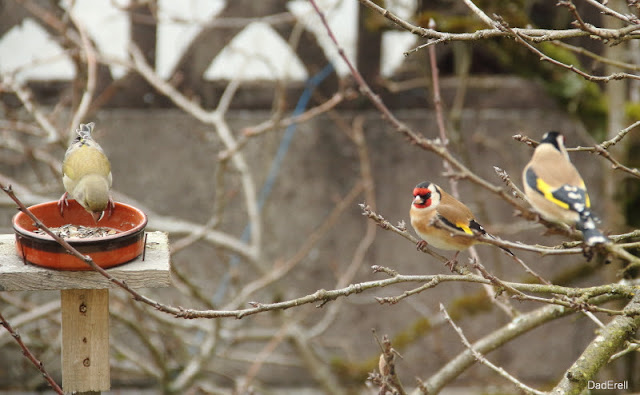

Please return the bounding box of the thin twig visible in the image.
[440,304,547,395]
[0,75,60,142]
[472,261,624,315]
[553,40,640,72]
[559,0,640,39]
[308,116,378,338]
[372,334,407,395]
[514,123,640,179]
[68,10,97,136]
[462,0,498,28]
[128,43,264,271]
[414,291,630,394]
[608,340,640,362]
[495,15,640,82]
[357,0,640,47]
[582,0,640,24]
[0,312,64,394]
[359,203,450,264]
[219,91,351,161]
[375,278,441,305]
[427,18,516,316]
[551,293,640,394]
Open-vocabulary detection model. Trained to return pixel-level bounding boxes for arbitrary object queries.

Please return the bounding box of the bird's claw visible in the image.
[416,240,428,251]
[107,197,116,218]
[57,192,69,217]
[444,259,459,272]
[581,244,594,262]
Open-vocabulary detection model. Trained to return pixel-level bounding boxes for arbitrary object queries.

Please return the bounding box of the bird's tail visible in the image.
[484,233,514,256]
[77,122,95,140]
[498,244,514,256]
[577,211,608,246]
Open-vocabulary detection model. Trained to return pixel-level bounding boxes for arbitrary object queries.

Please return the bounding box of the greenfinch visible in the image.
[58,122,113,222]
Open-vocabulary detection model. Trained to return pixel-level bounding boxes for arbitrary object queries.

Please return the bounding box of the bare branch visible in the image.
[582,0,640,24]
[0,312,63,394]
[514,123,640,179]
[440,304,546,395]
[128,43,263,269]
[67,9,97,136]
[357,0,640,47]
[494,15,640,82]
[0,74,60,142]
[413,291,631,394]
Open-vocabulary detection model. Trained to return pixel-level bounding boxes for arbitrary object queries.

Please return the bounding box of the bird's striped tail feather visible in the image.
[577,212,608,246]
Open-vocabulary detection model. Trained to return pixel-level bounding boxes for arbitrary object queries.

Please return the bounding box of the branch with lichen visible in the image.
[551,292,640,395]
[410,289,633,394]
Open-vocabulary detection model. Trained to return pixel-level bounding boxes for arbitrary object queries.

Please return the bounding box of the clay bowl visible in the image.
[13,200,147,271]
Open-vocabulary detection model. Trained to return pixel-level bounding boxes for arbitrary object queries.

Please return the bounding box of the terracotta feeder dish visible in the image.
[13,200,147,271]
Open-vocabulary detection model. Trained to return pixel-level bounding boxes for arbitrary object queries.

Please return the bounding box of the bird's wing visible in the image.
[436,201,478,235]
[524,166,590,213]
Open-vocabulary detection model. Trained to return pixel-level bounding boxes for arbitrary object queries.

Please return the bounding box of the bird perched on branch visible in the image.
[410,181,512,268]
[58,122,114,222]
[522,131,608,246]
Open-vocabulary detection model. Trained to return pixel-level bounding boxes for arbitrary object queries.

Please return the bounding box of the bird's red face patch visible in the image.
[412,187,432,208]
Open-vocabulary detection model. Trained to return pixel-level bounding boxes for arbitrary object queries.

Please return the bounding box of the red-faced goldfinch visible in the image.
[58,122,114,222]
[410,181,512,266]
[522,131,608,246]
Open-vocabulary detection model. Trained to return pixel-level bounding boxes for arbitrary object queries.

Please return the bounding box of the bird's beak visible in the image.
[413,195,424,205]
[91,211,104,223]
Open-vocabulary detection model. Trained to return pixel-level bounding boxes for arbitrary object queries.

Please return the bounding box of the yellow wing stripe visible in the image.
[581,181,591,208]
[455,223,473,234]
[439,215,474,235]
[536,177,570,210]
[585,193,591,208]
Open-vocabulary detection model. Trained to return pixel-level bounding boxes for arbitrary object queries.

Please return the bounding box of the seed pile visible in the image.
[33,224,118,239]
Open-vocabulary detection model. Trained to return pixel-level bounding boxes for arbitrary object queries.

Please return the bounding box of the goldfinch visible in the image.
[522,131,608,245]
[58,122,114,222]
[410,181,512,265]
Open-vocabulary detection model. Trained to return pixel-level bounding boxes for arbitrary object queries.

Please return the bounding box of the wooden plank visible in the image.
[61,288,110,393]
[0,232,170,291]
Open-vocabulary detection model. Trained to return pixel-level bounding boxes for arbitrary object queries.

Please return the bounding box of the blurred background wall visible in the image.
[0,1,637,394]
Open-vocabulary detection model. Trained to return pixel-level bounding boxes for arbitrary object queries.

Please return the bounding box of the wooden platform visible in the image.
[0,231,171,291]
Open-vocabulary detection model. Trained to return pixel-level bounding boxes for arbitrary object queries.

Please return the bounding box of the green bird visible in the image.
[58,122,114,222]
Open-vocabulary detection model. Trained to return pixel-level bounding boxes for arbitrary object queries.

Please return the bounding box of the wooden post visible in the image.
[0,231,171,394]
[61,288,110,393]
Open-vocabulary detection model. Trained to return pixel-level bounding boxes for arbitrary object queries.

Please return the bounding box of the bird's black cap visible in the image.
[541,131,563,151]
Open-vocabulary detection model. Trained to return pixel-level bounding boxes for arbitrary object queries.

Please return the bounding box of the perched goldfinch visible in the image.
[410,181,512,265]
[58,122,113,222]
[522,131,608,245]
